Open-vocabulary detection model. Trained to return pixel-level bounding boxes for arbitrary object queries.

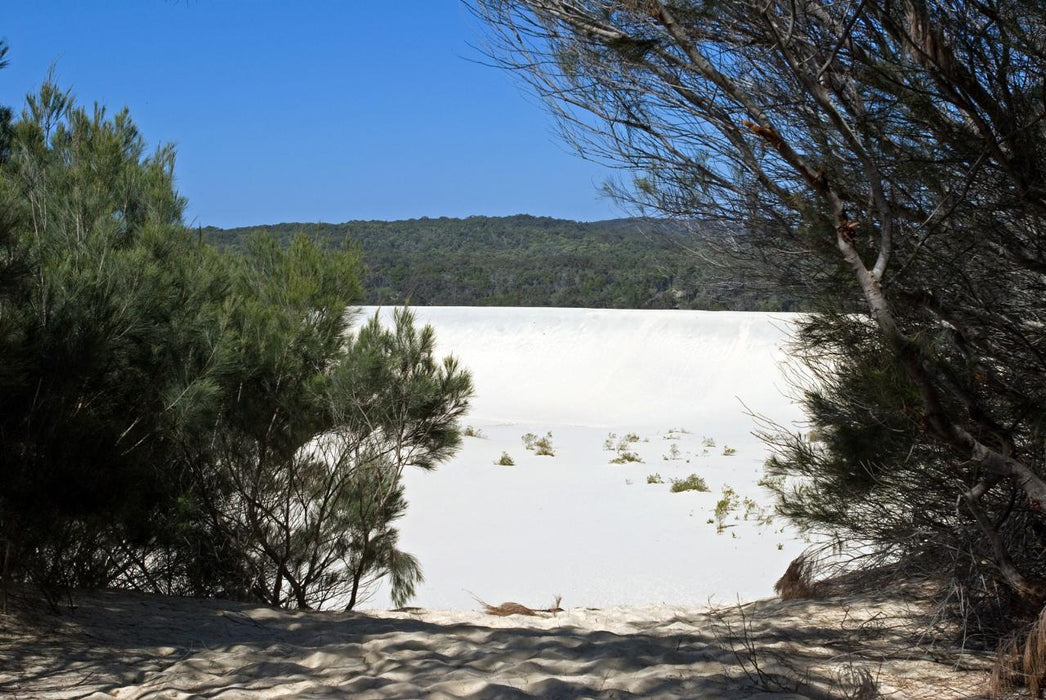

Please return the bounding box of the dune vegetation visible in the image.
[3,0,1046,693]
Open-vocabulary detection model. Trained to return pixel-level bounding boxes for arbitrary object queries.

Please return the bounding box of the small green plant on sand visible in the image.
[714,486,740,532]
[663,443,682,461]
[670,474,709,493]
[463,425,485,438]
[495,452,515,466]
[758,472,784,490]
[523,431,553,454]
[702,436,716,448]
[722,446,737,456]
[742,496,759,520]
[609,434,643,463]
[603,432,618,451]
[647,473,664,484]
[611,448,642,464]
[534,433,555,457]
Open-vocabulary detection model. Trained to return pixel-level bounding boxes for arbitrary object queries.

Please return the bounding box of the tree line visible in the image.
[0,66,472,611]
[204,216,806,311]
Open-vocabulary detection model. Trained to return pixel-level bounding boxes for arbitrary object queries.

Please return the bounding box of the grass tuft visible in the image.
[670,473,709,493]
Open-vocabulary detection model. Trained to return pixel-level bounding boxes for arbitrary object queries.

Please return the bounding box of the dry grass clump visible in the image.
[475,594,563,617]
[481,601,543,617]
[774,554,818,600]
[991,605,1046,698]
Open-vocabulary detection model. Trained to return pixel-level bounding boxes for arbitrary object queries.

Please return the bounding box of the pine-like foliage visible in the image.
[0,75,473,611]
[477,0,1046,638]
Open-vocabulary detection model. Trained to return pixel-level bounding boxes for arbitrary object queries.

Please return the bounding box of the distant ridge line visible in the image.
[201,216,800,312]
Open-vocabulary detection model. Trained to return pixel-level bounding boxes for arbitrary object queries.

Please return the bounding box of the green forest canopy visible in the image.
[203,216,803,311]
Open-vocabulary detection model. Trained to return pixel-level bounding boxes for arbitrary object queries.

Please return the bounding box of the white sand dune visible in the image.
[361,306,800,429]
[359,307,808,610]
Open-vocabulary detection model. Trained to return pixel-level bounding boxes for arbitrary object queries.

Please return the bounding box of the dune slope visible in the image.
[360,307,807,610]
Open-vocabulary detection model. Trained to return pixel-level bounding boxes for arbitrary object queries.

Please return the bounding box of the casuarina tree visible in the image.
[474,0,1046,631]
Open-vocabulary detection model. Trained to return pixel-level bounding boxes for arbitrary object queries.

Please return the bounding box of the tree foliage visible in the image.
[205,216,804,310]
[0,75,472,610]
[476,0,1046,628]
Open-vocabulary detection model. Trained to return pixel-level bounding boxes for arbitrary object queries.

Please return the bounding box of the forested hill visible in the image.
[202,216,798,311]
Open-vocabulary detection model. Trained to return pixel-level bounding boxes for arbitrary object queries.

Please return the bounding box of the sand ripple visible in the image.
[1,589,989,698]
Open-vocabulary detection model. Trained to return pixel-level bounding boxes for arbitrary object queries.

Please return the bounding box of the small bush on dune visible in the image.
[714,486,740,531]
[609,434,643,463]
[610,449,642,464]
[534,433,554,456]
[523,431,553,455]
[463,425,485,438]
[670,474,709,493]
[742,497,758,520]
[495,452,514,466]
[722,446,737,456]
[647,473,664,484]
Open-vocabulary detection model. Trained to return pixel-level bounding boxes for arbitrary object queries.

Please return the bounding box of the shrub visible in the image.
[603,432,617,451]
[702,436,716,448]
[647,473,664,484]
[609,434,644,463]
[670,474,709,493]
[463,425,485,438]
[0,80,476,611]
[524,431,553,454]
[610,448,642,464]
[714,486,740,532]
[663,444,682,461]
[495,451,515,466]
[533,433,554,456]
[722,446,737,456]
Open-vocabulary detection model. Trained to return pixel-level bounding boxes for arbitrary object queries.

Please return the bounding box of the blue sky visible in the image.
[0,2,623,228]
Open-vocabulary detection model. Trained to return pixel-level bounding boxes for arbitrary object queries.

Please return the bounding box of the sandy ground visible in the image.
[357,307,810,610]
[1,586,990,699]
[0,308,991,697]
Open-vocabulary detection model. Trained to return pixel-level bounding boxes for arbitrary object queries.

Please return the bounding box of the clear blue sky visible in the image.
[0,1,623,228]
